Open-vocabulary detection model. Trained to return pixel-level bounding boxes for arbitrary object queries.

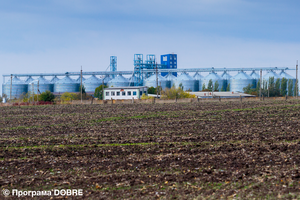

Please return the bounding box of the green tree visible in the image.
[207,79,213,91]
[179,83,184,90]
[147,86,156,94]
[274,78,281,96]
[294,80,298,96]
[162,86,196,99]
[226,83,230,91]
[94,84,108,100]
[79,85,86,94]
[202,83,206,91]
[288,79,293,96]
[281,77,287,96]
[268,77,275,97]
[60,92,77,101]
[39,90,55,102]
[214,81,219,91]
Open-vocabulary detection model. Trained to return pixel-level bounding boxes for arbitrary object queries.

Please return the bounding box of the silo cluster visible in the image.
[2,69,297,100]
[54,76,80,93]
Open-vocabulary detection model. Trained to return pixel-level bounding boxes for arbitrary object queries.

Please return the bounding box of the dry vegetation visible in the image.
[1,100,300,199]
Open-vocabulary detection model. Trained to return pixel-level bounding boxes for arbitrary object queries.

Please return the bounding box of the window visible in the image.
[144,91,147,94]
[133,91,137,96]
[170,62,172,64]
[170,57,173,60]
[140,91,143,96]
[117,92,120,96]
[111,91,115,96]
[174,57,176,60]
[106,92,109,96]
[127,91,131,96]
[122,91,126,96]
[174,62,177,64]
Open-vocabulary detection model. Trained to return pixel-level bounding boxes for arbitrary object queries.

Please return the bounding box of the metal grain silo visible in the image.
[107,75,129,87]
[172,72,198,91]
[280,71,296,95]
[221,72,232,91]
[193,73,204,91]
[203,72,224,91]
[83,75,102,92]
[165,73,177,88]
[250,71,260,88]
[2,76,28,99]
[263,71,282,88]
[28,76,54,93]
[143,73,168,90]
[54,75,79,93]
[51,76,60,83]
[230,71,255,92]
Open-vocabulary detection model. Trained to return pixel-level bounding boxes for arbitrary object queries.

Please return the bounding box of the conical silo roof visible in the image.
[145,73,166,81]
[263,71,282,80]
[231,71,252,80]
[103,75,112,84]
[143,73,169,89]
[50,76,60,83]
[107,75,129,87]
[193,73,204,80]
[175,72,193,81]
[25,76,34,83]
[56,76,75,84]
[221,72,232,80]
[83,75,101,84]
[250,71,260,79]
[165,73,177,81]
[279,71,295,79]
[29,76,51,84]
[75,76,86,83]
[204,72,222,80]
[5,76,25,84]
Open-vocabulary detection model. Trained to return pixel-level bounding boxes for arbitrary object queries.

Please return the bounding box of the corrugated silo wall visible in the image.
[172,80,198,91]
[28,84,54,93]
[230,79,256,92]
[143,80,169,90]
[83,83,101,93]
[2,84,28,99]
[54,83,80,93]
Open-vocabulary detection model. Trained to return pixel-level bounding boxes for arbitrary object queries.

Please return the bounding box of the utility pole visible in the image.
[102,78,104,100]
[32,83,34,103]
[156,62,158,98]
[81,66,83,103]
[296,60,298,99]
[260,69,262,100]
[10,74,12,102]
[37,80,39,103]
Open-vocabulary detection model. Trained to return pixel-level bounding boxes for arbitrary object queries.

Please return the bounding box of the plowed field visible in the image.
[1,100,300,199]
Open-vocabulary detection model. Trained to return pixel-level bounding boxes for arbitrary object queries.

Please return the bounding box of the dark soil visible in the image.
[1,100,300,199]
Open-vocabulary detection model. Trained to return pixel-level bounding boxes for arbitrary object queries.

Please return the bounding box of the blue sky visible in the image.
[1,0,300,93]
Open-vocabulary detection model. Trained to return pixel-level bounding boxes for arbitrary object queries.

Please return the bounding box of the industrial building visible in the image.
[1,53,298,100]
[103,86,148,100]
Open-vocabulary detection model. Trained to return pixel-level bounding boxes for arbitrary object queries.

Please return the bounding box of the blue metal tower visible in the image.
[160,54,177,77]
[110,56,117,78]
